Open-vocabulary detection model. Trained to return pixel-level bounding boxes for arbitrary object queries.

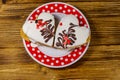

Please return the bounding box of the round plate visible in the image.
[23,2,90,68]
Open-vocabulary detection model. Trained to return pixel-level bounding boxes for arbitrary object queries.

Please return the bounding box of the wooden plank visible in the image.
[0,1,120,80]
[0,0,2,4]
[5,0,120,4]
[0,45,120,80]
[0,2,120,47]
[0,0,2,8]
[2,0,6,4]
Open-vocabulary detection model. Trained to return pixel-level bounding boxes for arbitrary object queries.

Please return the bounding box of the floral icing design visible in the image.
[56,23,78,48]
[35,19,54,43]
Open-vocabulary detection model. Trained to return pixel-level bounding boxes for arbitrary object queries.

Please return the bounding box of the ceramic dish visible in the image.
[22,2,90,68]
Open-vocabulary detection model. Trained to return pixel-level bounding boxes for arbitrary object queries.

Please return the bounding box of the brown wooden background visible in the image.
[0,0,120,80]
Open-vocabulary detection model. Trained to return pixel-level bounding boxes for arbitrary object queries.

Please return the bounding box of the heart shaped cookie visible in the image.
[21,12,90,49]
[22,12,55,47]
[54,15,90,48]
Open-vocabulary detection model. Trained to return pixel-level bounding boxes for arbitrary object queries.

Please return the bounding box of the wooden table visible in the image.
[0,0,120,80]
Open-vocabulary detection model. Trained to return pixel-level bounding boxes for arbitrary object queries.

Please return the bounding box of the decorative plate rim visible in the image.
[22,2,91,68]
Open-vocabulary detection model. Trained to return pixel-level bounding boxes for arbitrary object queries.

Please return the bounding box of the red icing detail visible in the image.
[59,22,62,26]
[67,39,71,44]
[36,20,47,29]
[63,35,71,45]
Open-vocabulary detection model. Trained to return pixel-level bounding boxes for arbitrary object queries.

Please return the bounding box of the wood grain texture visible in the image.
[5,0,120,4]
[2,0,6,4]
[0,0,120,80]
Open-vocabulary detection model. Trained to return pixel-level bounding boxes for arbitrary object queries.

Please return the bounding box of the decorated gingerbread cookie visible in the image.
[54,15,90,49]
[22,12,55,47]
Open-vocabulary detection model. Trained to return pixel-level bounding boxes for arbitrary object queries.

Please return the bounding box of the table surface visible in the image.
[0,0,120,80]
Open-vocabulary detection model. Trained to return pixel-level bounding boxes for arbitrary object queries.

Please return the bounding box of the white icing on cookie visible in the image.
[54,15,89,48]
[22,13,55,46]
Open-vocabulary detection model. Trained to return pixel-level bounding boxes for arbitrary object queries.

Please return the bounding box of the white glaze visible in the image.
[22,13,55,46]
